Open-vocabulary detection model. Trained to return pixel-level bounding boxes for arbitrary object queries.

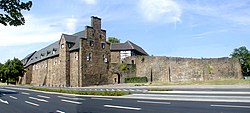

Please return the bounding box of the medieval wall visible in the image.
[123,56,243,82]
[111,51,120,63]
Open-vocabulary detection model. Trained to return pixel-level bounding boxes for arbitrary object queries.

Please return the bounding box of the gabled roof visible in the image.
[110,40,148,55]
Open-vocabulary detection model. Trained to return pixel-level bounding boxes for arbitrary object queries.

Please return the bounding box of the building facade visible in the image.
[20,16,111,87]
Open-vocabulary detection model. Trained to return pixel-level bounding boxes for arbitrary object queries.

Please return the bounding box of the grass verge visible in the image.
[150,79,250,86]
[30,88,131,96]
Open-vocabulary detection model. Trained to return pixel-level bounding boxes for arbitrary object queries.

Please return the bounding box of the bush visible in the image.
[125,77,148,83]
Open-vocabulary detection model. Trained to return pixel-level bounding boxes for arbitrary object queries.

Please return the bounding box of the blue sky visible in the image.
[0,0,250,63]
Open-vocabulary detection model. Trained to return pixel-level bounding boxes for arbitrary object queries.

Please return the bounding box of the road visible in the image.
[0,86,250,113]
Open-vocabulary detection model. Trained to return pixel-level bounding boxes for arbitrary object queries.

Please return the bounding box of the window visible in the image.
[103,54,108,63]
[101,43,105,49]
[132,60,135,64]
[61,44,65,49]
[89,40,94,47]
[87,53,92,61]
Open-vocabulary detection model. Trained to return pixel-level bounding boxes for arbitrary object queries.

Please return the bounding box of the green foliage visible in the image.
[118,63,129,72]
[0,0,32,26]
[0,58,25,84]
[207,64,213,74]
[108,37,120,43]
[30,88,131,96]
[125,77,148,83]
[230,46,250,76]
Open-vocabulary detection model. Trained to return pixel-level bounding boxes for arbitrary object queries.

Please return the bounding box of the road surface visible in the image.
[0,86,250,113]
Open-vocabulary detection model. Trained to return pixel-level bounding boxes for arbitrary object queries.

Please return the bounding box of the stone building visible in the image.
[110,40,148,64]
[20,16,111,87]
[20,16,243,86]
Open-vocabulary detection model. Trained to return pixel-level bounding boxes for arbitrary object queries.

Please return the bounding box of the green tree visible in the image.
[108,37,120,43]
[0,63,4,82]
[230,46,250,77]
[2,58,25,84]
[0,0,32,26]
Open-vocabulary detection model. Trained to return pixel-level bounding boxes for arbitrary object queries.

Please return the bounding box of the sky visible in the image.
[0,0,250,63]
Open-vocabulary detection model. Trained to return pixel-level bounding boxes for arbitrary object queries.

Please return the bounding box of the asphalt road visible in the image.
[0,86,250,113]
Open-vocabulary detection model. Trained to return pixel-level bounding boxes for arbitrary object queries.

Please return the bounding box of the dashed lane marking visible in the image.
[137,100,171,105]
[9,96,17,100]
[56,110,66,113]
[211,104,250,109]
[21,92,30,95]
[0,99,9,104]
[104,105,141,110]
[29,97,48,103]
[91,97,112,101]
[58,96,85,100]
[61,99,82,105]
[37,95,50,99]
[25,101,39,107]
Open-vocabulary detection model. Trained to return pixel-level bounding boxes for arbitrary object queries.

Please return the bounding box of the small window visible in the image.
[132,60,135,64]
[89,40,94,47]
[52,50,56,55]
[101,43,105,49]
[61,44,65,49]
[87,53,92,61]
[103,54,108,63]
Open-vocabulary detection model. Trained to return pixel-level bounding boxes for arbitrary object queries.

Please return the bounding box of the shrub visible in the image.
[125,77,148,83]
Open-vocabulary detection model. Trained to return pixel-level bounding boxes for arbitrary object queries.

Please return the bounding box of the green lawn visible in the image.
[0,82,7,85]
[30,88,131,96]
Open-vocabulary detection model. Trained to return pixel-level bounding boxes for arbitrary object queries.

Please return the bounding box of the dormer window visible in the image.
[47,51,51,56]
[61,44,65,49]
[52,48,57,55]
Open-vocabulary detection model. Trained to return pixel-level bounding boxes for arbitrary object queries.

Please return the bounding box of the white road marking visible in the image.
[0,99,9,104]
[29,97,48,103]
[104,105,141,110]
[0,88,16,92]
[9,96,17,100]
[25,101,39,106]
[37,95,50,99]
[61,99,82,104]
[58,96,85,100]
[21,92,30,95]
[2,94,6,96]
[137,100,171,105]
[91,97,112,101]
[211,104,250,109]
[56,110,65,113]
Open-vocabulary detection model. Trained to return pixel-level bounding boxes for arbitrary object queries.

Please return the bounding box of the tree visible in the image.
[1,58,25,84]
[0,0,32,26]
[0,63,4,82]
[108,37,120,43]
[230,46,250,77]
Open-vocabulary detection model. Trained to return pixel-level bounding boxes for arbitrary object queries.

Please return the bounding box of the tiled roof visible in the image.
[110,40,148,55]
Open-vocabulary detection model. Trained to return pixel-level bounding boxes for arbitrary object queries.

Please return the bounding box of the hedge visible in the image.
[125,77,148,83]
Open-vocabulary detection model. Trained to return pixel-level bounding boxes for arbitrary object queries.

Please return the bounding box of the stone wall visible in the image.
[111,51,120,63]
[123,56,243,82]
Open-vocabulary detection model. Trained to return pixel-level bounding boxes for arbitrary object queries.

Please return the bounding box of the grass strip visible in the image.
[30,88,131,96]
[147,88,173,91]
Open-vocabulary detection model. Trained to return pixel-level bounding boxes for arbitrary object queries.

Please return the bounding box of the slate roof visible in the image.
[110,40,148,55]
[23,30,148,67]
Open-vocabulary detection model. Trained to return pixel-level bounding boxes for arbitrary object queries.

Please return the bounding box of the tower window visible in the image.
[89,40,94,47]
[87,53,92,61]
[101,43,105,49]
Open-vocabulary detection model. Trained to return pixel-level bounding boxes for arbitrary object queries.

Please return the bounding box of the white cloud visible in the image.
[81,0,97,5]
[0,15,78,47]
[65,16,78,33]
[138,0,182,23]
